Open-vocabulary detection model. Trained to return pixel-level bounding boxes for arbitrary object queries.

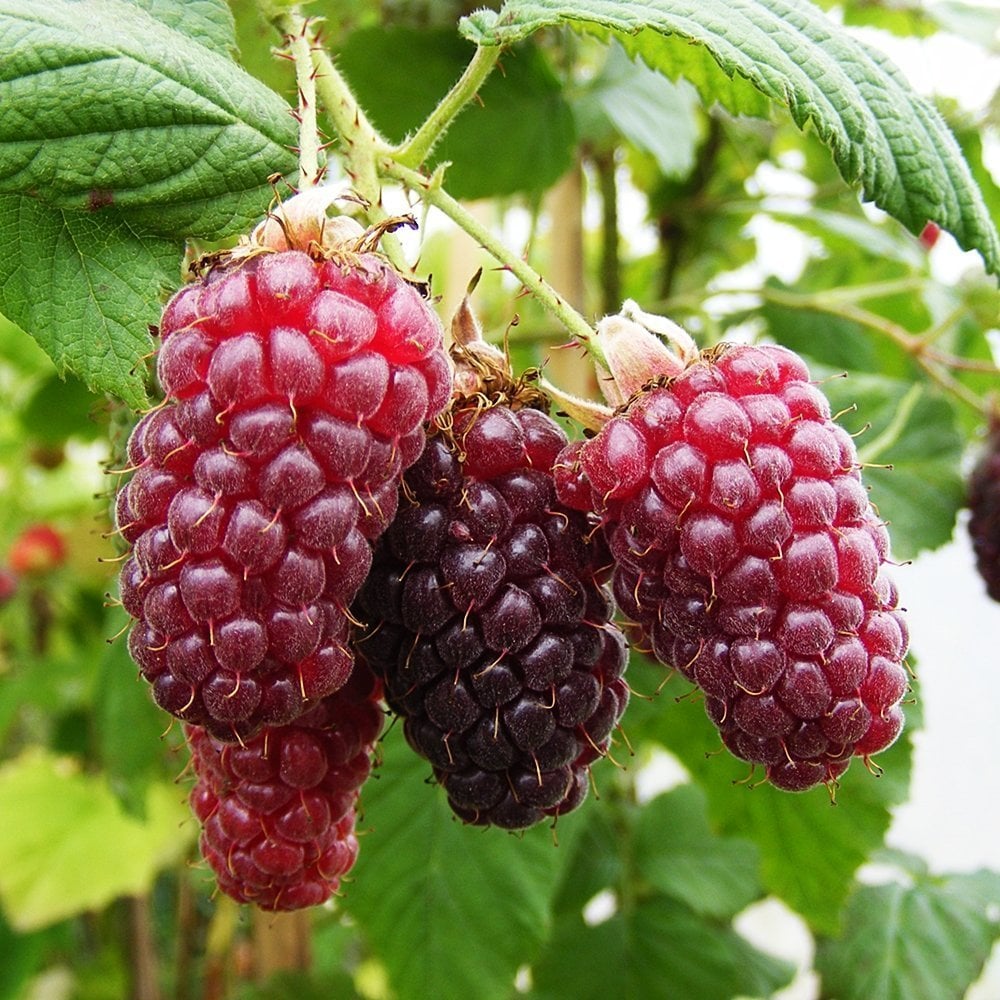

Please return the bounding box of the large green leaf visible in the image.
[0,751,193,931]
[816,870,1000,1000]
[136,0,238,57]
[633,785,761,920]
[341,725,584,1000]
[0,0,297,237]
[528,782,781,997]
[624,659,918,934]
[0,195,179,409]
[461,0,1000,274]
[338,27,576,199]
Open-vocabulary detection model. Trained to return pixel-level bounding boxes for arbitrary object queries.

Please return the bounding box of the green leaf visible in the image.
[338,27,576,199]
[0,909,47,1000]
[19,371,105,445]
[633,785,760,919]
[0,195,179,409]
[531,894,794,1000]
[0,0,297,237]
[461,0,1000,274]
[0,750,193,931]
[815,870,1000,1000]
[342,725,583,1000]
[573,41,702,178]
[624,659,918,934]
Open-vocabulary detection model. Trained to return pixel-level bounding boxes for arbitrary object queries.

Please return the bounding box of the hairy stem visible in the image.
[394,45,501,167]
[383,159,605,366]
[287,14,320,188]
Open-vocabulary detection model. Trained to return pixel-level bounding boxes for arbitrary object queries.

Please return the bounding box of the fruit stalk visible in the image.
[285,11,321,189]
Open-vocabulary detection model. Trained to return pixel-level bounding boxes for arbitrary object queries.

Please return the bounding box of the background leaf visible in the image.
[338,27,576,198]
[530,895,793,1000]
[624,659,918,934]
[461,0,1000,273]
[572,41,703,178]
[815,870,1000,1000]
[0,751,192,931]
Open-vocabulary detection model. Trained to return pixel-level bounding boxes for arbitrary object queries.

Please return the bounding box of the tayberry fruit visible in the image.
[186,659,383,911]
[116,206,449,742]
[969,414,1000,602]
[562,310,908,791]
[355,335,628,829]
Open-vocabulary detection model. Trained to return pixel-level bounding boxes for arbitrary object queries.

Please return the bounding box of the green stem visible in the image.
[286,13,319,188]
[306,42,412,271]
[394,45,502,167]
[382,159,605,366]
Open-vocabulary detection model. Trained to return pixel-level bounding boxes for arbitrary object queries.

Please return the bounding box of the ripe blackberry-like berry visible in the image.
[354,334,629,829]
[562,310,908,791]
[187,659,383,911]
[116,204,449,742]
[968,415,1000,602]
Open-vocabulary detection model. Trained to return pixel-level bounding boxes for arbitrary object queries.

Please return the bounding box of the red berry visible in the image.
[0,567,17,604]
[569,344,907,790]
[355,403,627,830]
[118,239,448,742]
[186,661,383,911]
[9,524,66,574]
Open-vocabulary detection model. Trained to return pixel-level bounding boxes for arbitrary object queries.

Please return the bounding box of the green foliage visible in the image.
[0,196,178,409]
[0,0,998,996]
[624,659,918,934]
[342,725,584,1000]
[816,868,1000,1000]
[572,42,703,178]
[0,0,297,234]
[461,0,1000,273]
[0,750,192,931]
[337,28,576,198]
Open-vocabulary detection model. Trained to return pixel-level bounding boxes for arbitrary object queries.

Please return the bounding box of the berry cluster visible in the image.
[114,219,908,907]
[117,246,448,744]
[562,342,908,790]
[188,660,383,910]
[355,400,629,829]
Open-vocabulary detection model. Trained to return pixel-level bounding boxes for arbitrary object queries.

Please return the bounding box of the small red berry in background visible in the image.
[919,221,941,249]
[0,567,17,604]
[8,524,67,575]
